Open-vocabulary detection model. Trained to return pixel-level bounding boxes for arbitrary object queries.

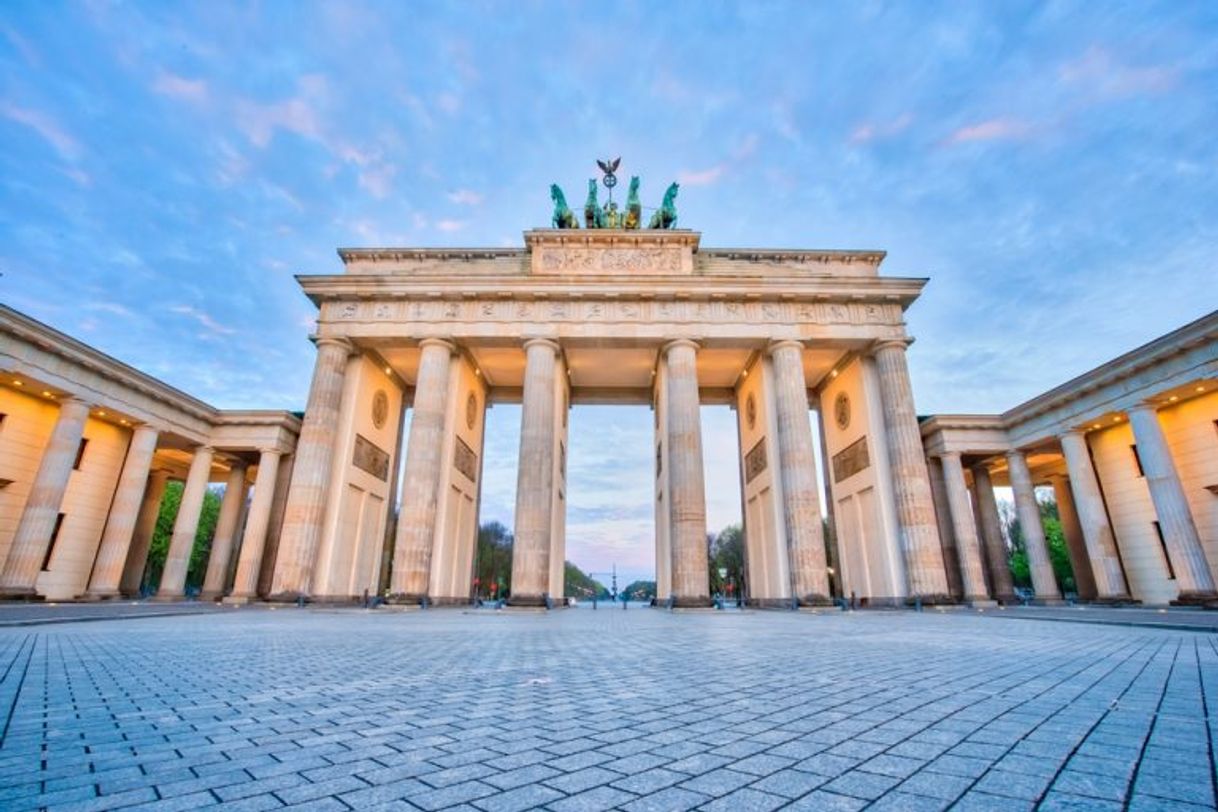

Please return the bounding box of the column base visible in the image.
[265,591,310,604]
[905,593,955,607]
[1087,594,1138,606]
[77,590,124,602]
[197,591,224,602]
[965,597,998,608]
[385,593,426,606]
[1171,590,1218,608]
[669,595,713,609]
[221,595,254,605]
[994,593,1019,606]
[149,593,187,603]
[797,594,835,608]
[1030,597,1067,606]
[0,588,43,602]
[506,594,549,608]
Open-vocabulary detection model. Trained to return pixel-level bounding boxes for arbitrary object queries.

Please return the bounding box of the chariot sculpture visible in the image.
[548,159,680,230]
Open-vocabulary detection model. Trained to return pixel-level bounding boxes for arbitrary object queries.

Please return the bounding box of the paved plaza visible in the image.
[0,608,1214,811]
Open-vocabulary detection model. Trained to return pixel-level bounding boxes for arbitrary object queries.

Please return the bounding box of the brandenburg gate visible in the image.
[269,213,952,607]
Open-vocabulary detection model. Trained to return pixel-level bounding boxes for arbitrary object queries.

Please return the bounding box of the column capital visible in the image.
[870,337,912,356]
[521,337,561,354]
[939,450,963,462]
[59,395,92,411]
[313,335,356,355]
[1059,428,1086,440]
[1126,401,1158,416]
[256,446,283,457]
[661,338,701,355]
[418,337,457,354]
[767,339,805,356]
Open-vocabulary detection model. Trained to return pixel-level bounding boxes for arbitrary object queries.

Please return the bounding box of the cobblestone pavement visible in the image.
[0,608,1214,811]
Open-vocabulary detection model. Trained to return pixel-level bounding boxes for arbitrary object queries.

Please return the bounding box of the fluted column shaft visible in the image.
[872,341,949,599]
[201,464,248,598]
[0,397,91,595]
[85,425,159,598]
[509,339,560,605]
[1059,431,1131,599]
[1049,474,1098,600]
[256,454,294,598]
[769,341,829,603]
[971,464,1017,602]
[390,338,456,599]
[228,449,282,601]
[1128,405,1217,600]
[940,453,990,602]
[665,340,711,607]
[156,446,214,598]
[121,470,169,596]
[927,457,963,600]
[1006,450,1061,601]
[270,337,353,598]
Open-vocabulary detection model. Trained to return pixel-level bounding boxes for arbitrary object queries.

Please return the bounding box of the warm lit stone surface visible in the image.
[0,609,1213,811]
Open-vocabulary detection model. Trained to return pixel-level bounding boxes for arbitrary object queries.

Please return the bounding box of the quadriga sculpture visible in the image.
[584,179,607,229]
[624,176,642,229]
[550,184,579,229]
[648,182,679,229]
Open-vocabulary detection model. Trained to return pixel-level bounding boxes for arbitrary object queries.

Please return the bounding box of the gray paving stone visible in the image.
[698,786,788,811]
[546,784,635,812]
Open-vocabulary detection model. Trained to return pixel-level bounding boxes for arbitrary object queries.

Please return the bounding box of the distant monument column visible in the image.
[270,336,354,599]
[1127,404,1218,603]
[0,396,91,597]
[1005,450,1062,603]
[390,338,456,601]
[938,452,992,605]
[227,449,283,603]
[510,339,560,606]
[971,463,1017,603]
[155,445,214,600]
[664,339,711,607]
[871,340,950,601]
[768,340,829,604]
[200,462,249,600]
[1058,431,1131,601]
[84,424,159,599]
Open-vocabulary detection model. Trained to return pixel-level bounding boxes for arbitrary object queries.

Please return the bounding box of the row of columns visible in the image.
[0,386,287,601]
[269,332,951,606]
[933,400,1216,605]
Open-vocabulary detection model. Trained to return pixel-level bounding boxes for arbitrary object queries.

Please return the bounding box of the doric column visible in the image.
[121,470,169,596]
[871,340,950,600]
[1059,431,1131,600]
[1049,474,1098,600]
[927,457,963,600]
[256,454,294,598]
[227,449,282,602]
[1006,450,1061,602]
[0,396,91,597]
[390,338,456,600]
[269,336,354,599]
[664,339,711,607]
[971,463,1017,603]
[155,446,214,599]
[939,453,992,604]
[1127,404,1217,602]
[83,424,159,599]
[509,338,560,606]
[769,340,830,604]
[200,462,248,599]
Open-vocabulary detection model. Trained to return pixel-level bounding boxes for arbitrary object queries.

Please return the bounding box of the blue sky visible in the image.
[3,2,1216,584]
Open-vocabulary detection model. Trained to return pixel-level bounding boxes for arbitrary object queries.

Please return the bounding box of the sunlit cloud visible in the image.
[170,304,237,336]
[447,189,484,206]
[944,117,1033,145]
[152,71,208,104]
[0,102,80,160]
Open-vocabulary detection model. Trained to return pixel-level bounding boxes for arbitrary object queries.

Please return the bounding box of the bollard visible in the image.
[421,595,429,610]
[914,596,922,613]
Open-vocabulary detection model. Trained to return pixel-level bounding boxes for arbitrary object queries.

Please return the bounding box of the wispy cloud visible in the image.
[152,71,208,104]
[1059,46,1176,98]
[0,102,80,160]
[435,219,466,233]
[447,189,483,206]
[850,113,914,145]
[944,117,1033,145]
[170,304,237,336]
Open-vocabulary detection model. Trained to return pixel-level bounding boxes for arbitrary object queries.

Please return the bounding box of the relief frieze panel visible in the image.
[322,299,902,327]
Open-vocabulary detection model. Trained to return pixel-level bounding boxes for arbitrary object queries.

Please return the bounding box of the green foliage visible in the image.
[143,481,222,594]
[474,521,513,598]
[619,580,656,601]
[708,523,745,596]
[1001,494,1076,594]
[564,561,609,600]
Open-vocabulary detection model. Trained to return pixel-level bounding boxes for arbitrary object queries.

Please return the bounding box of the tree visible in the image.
[143,481,222,594]
[619,580,656,601]
[708,523,744,596]
[1000,493,1076,594]
[474,520,513,598]
[564,561,610,600]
